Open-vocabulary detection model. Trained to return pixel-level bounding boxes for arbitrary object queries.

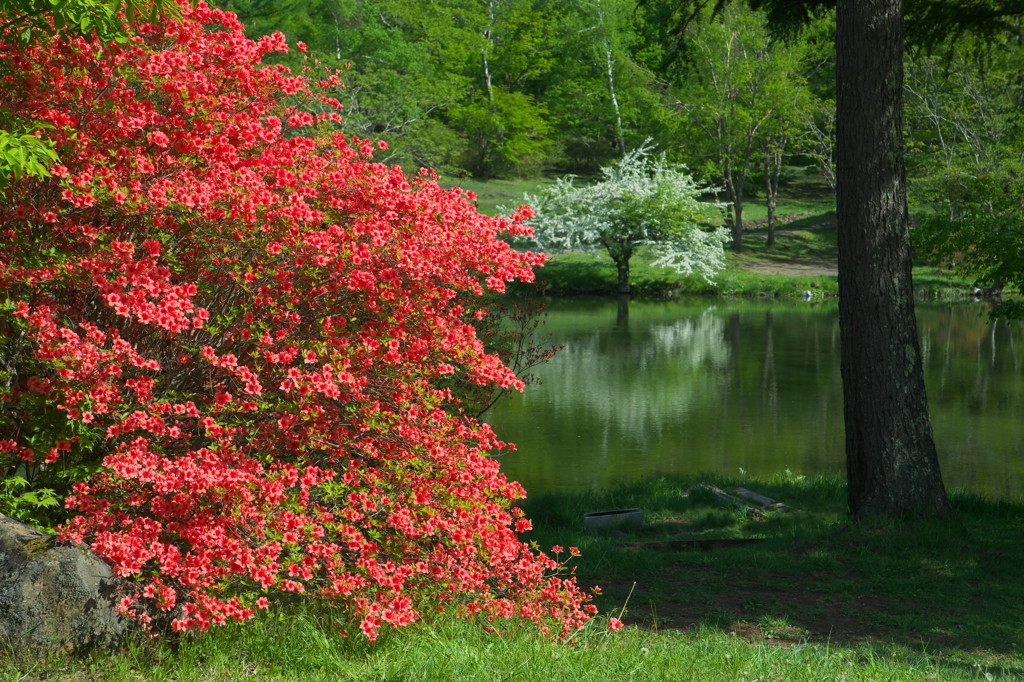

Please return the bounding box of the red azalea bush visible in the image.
[0,1,592,640]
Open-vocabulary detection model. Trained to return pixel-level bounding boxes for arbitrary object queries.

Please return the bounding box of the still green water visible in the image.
[486,297,1024,499]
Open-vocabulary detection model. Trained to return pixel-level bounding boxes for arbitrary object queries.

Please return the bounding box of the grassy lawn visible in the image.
[440,176,556,217]
[11,475,1022,681]
[528,209,975,299]
[734,213,839,264]
[517,473,1024,680]
[527,246,842,299]
[737,198,837,223]
[522,475,1024,649]
[526,212,847,299]
[448,174,975,299]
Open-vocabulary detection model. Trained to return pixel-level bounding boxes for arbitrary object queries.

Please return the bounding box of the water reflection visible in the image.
[487,298,1024,500]
[919,309,1024,498]
[532,306,728,456]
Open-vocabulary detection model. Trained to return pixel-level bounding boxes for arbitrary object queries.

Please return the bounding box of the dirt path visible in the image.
[741,258,837,277]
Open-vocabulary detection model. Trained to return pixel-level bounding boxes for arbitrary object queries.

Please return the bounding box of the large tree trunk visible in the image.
[835,0,949,516]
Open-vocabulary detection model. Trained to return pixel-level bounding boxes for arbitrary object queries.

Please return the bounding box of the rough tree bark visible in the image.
[835,0,950,516]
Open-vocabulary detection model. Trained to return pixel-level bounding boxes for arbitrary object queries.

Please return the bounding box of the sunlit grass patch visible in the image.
[440,176,557,216]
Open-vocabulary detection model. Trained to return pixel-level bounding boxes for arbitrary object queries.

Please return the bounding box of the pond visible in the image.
[486,297,1024,500]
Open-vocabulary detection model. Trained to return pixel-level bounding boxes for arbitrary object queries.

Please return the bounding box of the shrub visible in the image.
[0,1,591,640]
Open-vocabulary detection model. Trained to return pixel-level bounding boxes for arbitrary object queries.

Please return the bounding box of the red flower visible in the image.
[0,0,589,642]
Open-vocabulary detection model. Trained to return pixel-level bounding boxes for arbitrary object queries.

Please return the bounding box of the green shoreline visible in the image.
[517,250,977,301]
[511,213,981,300]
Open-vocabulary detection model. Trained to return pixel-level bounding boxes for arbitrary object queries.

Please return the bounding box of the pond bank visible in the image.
[517,250,979,300]
[515,221,981,300]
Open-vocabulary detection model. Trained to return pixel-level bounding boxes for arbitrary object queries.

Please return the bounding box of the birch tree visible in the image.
[542,0,672,170]
[574,0,631,154]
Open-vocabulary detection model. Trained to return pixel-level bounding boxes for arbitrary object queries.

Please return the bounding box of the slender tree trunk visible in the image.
[475,0,504,177]
[594,5,626,155]
[732,190,744,251]
[723,157,744,251]
[835,0,949,516]
[332,14,342,61]
[763,147,779,248]
[603,40,626,155]
[810,109,837,190]
[482,0,496,105]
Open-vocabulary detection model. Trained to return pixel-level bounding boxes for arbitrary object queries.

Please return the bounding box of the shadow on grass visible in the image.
[785,209,837,230]
[741,221,838,263]
[532,257,617,294]
[519,473,1024,659]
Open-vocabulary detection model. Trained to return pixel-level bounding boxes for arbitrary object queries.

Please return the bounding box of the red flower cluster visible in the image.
[0,1,592,640]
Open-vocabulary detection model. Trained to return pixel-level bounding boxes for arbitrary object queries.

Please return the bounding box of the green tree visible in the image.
[905,39,1023,178]
[906,38,1024,316]
[915,166,1024,314]
[540,0,681,172]
[525,144,728,293]
[372,0,563,177]
[448,90,553,177]
[757,58,817,247]
[675,4,814,251]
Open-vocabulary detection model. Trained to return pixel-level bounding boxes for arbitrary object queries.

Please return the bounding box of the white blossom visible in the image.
[523,144,729,288]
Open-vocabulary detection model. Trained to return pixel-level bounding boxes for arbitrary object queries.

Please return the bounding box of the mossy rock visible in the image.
[0,513,128,657]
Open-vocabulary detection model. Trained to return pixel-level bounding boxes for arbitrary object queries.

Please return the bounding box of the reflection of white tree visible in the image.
[525,311,729,451]
[644,313,731,367]
[494,302,1024,499]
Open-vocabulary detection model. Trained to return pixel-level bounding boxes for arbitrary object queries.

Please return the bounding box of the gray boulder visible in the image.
[0,513,128,655]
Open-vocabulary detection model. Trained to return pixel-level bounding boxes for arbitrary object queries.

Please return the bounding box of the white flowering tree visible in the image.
[525,145,729,293]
